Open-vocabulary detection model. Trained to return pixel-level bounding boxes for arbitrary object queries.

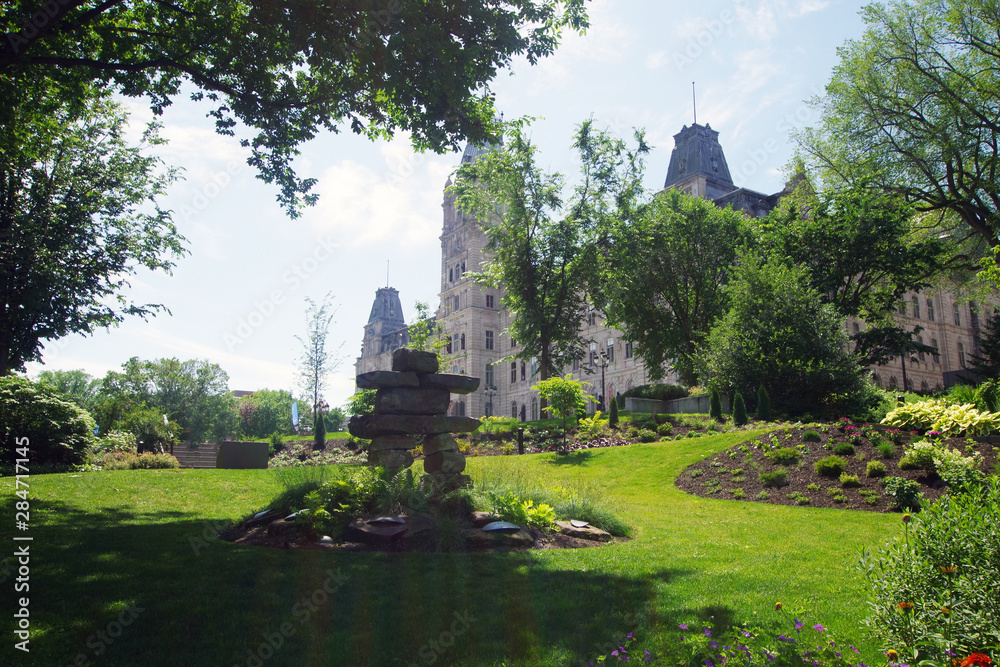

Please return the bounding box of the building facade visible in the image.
[356,122,994,417]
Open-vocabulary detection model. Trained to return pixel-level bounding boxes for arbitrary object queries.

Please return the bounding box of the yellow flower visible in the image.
[940,607,951,617]
[888,649,899,660]
[775,602,782,610]
[941,565,957,574]
[902,513,912,523]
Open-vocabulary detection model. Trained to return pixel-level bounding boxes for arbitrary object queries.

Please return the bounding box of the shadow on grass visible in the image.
[3,495,738,667]
[544,450,597,466]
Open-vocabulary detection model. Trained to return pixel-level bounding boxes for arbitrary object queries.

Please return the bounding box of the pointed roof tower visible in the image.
[366,287,406,329]
[663,123,736,200]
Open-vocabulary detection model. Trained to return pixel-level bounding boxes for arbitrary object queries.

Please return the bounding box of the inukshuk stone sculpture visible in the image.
[349,348,480,492]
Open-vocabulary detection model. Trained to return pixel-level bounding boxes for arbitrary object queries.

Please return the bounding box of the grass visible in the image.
[0,430,901,666]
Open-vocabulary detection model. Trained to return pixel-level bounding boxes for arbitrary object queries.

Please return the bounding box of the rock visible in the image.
[247,510,280,527]
[368,435,418,451]
[356,371,419,389]
[349,415,481,438]
[471,511,499,528]
[423,451,467,474]
[419,374,481,394]
[422,434,459,455]
[346,516,409,545]
[374,387,451,415]
[461,526,534,548]
[266,518,299,537]
[392,348,439,374]
[318,535,335,545]
[555,520,612,542]
[368,449,414,470]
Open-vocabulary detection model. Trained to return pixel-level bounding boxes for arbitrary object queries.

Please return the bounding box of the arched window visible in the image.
[530,397,539,421]
[510,362,517,384]
[920,380,929,393]
[912,296,921,319]
[954,302,961,326]
[958,341,966,367]
[888,376,898,390]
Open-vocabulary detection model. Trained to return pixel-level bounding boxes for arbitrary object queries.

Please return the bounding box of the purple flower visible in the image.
[704,627,712,638]
[851,646,860,654]
[794,619,804,632]
[704,661,714,667]
[710,641,718,649]
[679,624,689,630]
[813,624,825,632]
[742,631,751,638]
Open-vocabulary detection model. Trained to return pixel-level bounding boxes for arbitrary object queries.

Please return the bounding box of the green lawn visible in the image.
[1,432,899,666]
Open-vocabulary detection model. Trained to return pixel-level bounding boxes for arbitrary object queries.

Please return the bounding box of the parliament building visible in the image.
[356,122,992,418]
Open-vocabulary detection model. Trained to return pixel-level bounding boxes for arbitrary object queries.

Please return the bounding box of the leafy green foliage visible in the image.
[814,455,847,478]
[876,441,897,459]
[608,396,619,428]
[98,357,235,444]
[313,412,326,450]
[766,447,801,465]
[488,491,556,529]
[756,384,771,421]
[881,476,922,511]
[0,83,183,374]
[599,188,753,384]
[346,389,377,417]
[699,253,871,418]
[101,452,180,470]
[802,430,822,442]
[235,389,298,438]
[296,293,343,413]
[833,442,856,456]
[861,478,1000,665]
[35,369,103,413]
[531,374,592,433]
[882,398,1000,436]
[732,391,748,426]
[709,389,722,420]
[453,122,643,380]
[759,469,788,488]
[621,384,690,401]
[0,374,95,468]
[0,0,589,215]
[865,460,887,478]
[839,473,861,488]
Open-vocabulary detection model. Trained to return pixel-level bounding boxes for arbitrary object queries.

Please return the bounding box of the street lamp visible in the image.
[483,384,497,417]
[586,351,609,411]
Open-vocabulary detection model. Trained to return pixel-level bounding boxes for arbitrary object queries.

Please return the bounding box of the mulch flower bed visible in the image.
[674,425,999,512]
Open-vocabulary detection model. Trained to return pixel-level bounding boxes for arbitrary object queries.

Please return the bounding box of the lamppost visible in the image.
[586,351,609,411]
[483,384,497,417]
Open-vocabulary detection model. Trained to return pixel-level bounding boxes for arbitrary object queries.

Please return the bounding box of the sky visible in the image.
[25,0,872,409]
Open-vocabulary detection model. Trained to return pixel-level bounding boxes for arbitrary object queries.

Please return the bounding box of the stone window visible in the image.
[485,330,494,350]
[455,264,461,279]
[625,341,633,359]
[931,338,940,364]
[852,322,860,335]
[510,362,517,384]
[912,296,920,319]
[927,298,935,322]
[587,311,597,326]
[446,337,453,354]
[511,402,518,418]
[606,338,615,363]
[449,268,453,282]
[958,341,966,367]
[521,362,526,381]
[572,356,579,371]
[456,401,466,417]
[531,397,539,421]
[589,342,597,365]
[510,336,516,348]
[485,364,494,388]
[954,302,961,326]
[486,294,494,309]
[898,301,907,316]
[460,333,466,350]
[917,335,925,362]
[453,295,460,311]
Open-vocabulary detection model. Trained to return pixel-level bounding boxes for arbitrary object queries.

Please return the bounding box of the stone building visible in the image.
[357,121,994,417]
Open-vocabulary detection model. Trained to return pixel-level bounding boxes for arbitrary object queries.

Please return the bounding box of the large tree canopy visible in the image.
[799,0,1000,254]
[0,80,184,375]
[0,0,588,214]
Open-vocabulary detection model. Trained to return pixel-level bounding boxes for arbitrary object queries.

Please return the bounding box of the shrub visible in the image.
[269,431,285,455]
[756,490,770,499]
[709,389,722,420]
[933,448,985,491]
[635,429,657,443]
[882,476,922,511]
[0,375,96,470]
[92,430,138,454]
[899,440,938,471]
[882,398,1000,436]
[861,478,1000,665]
[730,488,745,499]
[766,447,801,464]
[102,452,180,470]
[802,430,822,442]
[866,460,887,477]
[608,397,619,428]
[814,455,847,477]
[876,441,896,458]
[656,422,673,437]
[756,384,771,421]
[839,473,861,487]
[732,391,748,426]
[832,442,855,455]
[786,491,810,505]
[759,469,788,487]
[578,411,609,439]
[621,383,689,402]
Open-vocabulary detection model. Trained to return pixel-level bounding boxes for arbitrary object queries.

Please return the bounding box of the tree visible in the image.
[699,253,871,417]
[0,374,96,467]
[756,385,771,421]
[709,389,722,421]
[295,293,343,413]
[600,188,752,385]
[234,389,297,438]
[0,80,184,375]
[35,369,103,413]
[1,0,588,214]
[798,0,1000,260]
[732,391,748,427]
[99,357,235,443]
[608,394,619,429]
[531,374,591,444]
[452,121,648,383]
[346,389,376,417]
[968,311,1000,379]
[313,410,326,450]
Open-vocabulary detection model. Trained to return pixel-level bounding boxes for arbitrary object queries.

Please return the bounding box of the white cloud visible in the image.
[645,51,667,70]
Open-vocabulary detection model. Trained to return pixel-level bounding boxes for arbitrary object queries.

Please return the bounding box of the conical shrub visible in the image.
[756,384,771,421]
[733,391,748,426]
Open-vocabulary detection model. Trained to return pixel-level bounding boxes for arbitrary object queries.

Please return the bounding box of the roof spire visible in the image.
[692,81,697,125]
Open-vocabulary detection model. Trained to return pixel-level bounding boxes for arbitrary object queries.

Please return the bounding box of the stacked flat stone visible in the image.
[349,348,480,491]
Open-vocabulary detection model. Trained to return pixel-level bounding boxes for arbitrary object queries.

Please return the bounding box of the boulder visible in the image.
[419,374,481,395]
[350,415,481,438]
[461,526,534,548]
[368,435,417,451]
[422,434,459,455]
[392,348,439,374]
[356,371,419,389]
[555,520,612,542]
[423,451,466,474]
[368,449,414,470]
[374,387,451,415]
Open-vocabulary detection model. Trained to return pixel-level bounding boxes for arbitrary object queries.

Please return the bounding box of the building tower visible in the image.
[355,287,410,376]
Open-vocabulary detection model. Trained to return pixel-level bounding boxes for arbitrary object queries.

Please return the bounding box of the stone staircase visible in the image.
[171,442,220,469]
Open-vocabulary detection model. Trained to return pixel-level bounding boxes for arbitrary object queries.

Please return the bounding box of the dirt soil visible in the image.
[674,427,999,512]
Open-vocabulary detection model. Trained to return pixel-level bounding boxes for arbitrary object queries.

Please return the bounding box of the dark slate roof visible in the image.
[663,123,735,192]
[460,137,503,165]
[367,287,406,327]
